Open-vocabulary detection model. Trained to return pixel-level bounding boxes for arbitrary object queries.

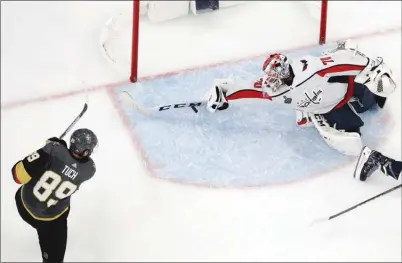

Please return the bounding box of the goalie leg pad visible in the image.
[311,114,363,156]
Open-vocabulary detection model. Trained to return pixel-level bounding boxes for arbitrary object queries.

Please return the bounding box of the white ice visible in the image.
[1,1,401,261]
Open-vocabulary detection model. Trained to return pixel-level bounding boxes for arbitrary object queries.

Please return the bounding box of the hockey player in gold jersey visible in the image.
[12,128,98,262]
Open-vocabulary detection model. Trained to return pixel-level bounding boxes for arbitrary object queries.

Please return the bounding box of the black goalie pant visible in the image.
[15,187,69,263]
[323,81,377,134]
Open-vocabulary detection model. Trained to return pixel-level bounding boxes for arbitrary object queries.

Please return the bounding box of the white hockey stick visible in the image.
[120,91,207,115]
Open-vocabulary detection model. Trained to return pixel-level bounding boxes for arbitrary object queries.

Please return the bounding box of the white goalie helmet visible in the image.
[261,53,291,95]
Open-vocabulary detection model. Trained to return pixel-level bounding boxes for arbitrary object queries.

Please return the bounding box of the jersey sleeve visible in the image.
[85,159,96,182]
[11,145,53,184]
[314,51,368,78]
[224,78,266,101]
[76,159,96,191]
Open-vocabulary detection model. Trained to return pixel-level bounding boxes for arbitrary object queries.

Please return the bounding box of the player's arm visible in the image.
[11,148,50,184]
[319,41,396,96]
[75,160,96,191]
[205,78,266,113]
[11,138,67,184]
[319,50,396,98]
[317,40,369,78]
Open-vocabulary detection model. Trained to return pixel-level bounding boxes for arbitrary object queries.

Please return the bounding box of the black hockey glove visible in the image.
[47,137,68,148]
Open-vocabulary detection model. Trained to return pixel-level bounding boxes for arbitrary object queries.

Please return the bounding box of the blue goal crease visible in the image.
[114,44,394,188]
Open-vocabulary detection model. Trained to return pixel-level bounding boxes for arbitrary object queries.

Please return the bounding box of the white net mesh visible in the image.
[99,1,400,78]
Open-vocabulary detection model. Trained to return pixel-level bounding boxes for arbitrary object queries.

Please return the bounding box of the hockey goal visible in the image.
[99,0,328,83]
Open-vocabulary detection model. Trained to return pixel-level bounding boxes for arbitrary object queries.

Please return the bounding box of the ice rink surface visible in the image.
[1,1,401,261]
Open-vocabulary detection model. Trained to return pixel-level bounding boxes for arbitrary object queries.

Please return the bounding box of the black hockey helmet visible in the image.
[69,128,98,158]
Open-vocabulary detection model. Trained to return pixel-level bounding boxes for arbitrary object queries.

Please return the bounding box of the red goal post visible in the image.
[129,0,328,83]
[130,0,140,83]
[319,0,328,45]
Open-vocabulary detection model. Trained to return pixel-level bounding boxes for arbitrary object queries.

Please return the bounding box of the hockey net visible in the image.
[99,1,329,83]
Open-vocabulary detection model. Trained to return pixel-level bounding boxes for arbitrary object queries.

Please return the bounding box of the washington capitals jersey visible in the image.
[223,49,370,114]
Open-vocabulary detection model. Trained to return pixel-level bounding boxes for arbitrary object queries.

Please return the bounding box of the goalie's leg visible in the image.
[354,146,402,181]
[322,101,364,134]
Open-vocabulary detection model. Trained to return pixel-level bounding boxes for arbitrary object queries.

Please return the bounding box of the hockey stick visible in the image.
[311,183,401,225]
[328,183,401,220]
[60,103,88,139]
[60,87,89,139]
[120,90,207,115]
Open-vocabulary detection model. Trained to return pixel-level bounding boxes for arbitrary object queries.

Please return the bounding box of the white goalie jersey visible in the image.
[218,49,370,115]
[268,50,369,113]
[206,41,397,156]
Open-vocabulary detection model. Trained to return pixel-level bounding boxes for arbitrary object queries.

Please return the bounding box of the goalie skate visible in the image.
[353,146,380,181]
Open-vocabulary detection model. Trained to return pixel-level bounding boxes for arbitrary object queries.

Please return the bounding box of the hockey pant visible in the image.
[323,80,378,134]
[15,186,69,263]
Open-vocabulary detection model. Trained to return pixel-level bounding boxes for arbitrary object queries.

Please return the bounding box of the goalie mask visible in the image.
[261,53,292,96]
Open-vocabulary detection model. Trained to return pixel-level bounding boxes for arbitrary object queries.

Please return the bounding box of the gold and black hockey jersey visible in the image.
[12,140,95,221]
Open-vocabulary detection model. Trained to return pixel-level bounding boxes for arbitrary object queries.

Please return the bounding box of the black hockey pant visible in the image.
[323,80,378,134]
[15,187,69,263]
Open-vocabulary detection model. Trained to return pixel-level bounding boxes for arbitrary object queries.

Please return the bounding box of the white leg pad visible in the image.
[311,114,363,156]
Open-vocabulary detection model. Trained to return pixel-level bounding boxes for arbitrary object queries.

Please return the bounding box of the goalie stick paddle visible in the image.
[120,90,207,115]
[310,183,402,225]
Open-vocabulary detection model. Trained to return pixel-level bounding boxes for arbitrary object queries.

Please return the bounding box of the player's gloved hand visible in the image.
[295,110,314,128]
[206,85,229,113]
[46,137,68,148]
[355,56,396,97]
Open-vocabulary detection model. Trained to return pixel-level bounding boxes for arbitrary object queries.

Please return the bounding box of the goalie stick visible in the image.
[120,91,207,115]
